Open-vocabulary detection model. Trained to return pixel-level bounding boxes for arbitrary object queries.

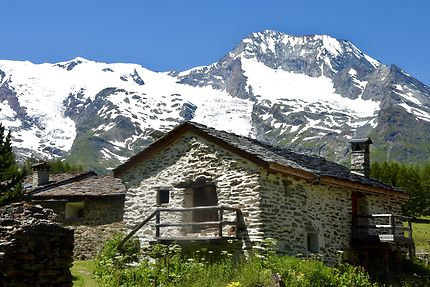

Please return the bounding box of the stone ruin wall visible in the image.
[35,198,124,259]
[0,202,74,287]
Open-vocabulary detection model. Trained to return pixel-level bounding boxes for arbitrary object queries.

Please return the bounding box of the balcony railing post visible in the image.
[219,208,224,237]
[390,215,396,238]
[155,210,160,238]
[408,219,413,239]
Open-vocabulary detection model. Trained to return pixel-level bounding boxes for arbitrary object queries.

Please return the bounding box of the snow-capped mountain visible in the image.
[1,30,430,172]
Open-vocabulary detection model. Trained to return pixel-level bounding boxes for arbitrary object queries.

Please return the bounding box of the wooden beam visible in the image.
[319,176,409,199]
[268,162,319,181]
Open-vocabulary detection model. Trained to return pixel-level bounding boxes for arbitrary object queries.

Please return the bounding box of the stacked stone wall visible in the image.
[122,133,263,246]
[259,173,352,263]
[0,202,74,287]
[72,222,124,259]
[34,198,124,259]
[120,133,406,263]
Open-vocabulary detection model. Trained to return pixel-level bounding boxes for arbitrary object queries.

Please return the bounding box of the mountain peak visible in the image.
[2,30,430,172]
[240,30,355,58]
[55,57,92,71]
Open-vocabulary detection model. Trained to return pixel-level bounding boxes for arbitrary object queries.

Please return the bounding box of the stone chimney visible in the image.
[32,162,50,187]
[350,138,373,178]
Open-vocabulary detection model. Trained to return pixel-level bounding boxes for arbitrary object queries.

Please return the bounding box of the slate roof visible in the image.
[114,121,403,195]
[188,122,396,190]
[26,171,126,198]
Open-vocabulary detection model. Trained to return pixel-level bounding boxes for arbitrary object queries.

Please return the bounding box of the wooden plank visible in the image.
[355,224,392,229]
[320,176,409,199]
[157,205,239,212]
[156,220,237,227]
[356,214,392,218]
[156,236,237,242]
[378,234,394,242]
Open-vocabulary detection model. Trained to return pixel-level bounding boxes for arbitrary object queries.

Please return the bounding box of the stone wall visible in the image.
[72,222,124,259]
[120,133,405,263]
[34,197,124,259]
[121,133,263,247]
[0,202,74,287]
[259,173,352,263]
[35,197,124,225]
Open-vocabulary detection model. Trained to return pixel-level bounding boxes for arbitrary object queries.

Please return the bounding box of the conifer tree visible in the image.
[0,123,24,205]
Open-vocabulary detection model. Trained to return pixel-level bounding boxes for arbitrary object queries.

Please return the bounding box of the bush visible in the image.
[94,235,379,287]
[94,232,141,285]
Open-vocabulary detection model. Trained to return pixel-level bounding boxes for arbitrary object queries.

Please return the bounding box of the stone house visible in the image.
[25,163,126,259]
[113,122,412,264]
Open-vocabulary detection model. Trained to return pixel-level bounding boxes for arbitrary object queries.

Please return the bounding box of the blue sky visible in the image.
[2,1,429,85]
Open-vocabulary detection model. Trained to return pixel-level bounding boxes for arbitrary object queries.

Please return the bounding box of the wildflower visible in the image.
[226,281,241,287]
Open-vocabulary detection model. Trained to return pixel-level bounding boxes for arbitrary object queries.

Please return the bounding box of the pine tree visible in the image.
[0,123,24,206]
[370,162,381,180]
[371,161,430,216]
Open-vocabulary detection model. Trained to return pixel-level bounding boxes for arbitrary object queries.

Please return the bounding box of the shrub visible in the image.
[94,235,379,287]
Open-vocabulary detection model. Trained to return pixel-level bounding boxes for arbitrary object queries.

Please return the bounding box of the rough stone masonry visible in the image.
[120,133,404,264]
[0,202,74,287]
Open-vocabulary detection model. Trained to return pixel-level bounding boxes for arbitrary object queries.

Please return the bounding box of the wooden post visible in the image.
[155,210,160,238]
[384,250,389,276]
[390,215,396,239]
[408,219,413,239]
[218,208,224,238]
[364,250,369,271]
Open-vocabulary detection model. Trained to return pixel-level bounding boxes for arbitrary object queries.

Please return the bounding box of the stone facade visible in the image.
[120,133,405,263]
[34,197,124,259]
[0,202,74,287]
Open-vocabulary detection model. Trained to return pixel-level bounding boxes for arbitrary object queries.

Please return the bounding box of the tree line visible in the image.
[371,161,430,217]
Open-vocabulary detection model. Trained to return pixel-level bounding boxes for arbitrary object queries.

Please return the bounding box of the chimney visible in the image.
[32,162,50,187]
[350,138,373,178]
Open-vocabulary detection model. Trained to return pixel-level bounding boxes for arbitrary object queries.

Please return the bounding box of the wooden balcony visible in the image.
[154,206,241,243]
[352,214,414,247]
[120,206,242,248]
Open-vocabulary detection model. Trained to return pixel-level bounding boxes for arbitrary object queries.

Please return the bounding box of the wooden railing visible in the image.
[119,206,241,249]
[352,214,413,243]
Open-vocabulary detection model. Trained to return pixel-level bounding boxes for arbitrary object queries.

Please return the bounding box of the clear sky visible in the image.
[2,1,429,85]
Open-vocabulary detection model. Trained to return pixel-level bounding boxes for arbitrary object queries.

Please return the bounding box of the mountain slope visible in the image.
[1,30,430,172]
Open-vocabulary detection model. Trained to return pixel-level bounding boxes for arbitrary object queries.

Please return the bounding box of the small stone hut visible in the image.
[113,122,410,264]
[26,167,126,259]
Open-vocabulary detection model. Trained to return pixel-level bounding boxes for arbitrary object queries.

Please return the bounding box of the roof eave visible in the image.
[319,176,409,199]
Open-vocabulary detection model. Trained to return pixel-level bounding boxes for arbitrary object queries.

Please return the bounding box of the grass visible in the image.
[71,260,99,287]
[412,216,430,253]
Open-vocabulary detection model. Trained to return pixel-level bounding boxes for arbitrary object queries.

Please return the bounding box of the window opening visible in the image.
[307,233,319,253]
[157,190,170,205]
[65,202,85,220]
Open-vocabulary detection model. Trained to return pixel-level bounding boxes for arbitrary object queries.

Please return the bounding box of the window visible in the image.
[157,190,170,205]
[65,202,85,220]
[307,233,319,253]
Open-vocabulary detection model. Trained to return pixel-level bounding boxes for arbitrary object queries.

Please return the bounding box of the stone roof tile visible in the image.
[187,122,397,191]
[28,172,125,198]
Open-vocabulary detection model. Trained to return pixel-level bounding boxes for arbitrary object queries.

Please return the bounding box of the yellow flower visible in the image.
[226,281,241,287]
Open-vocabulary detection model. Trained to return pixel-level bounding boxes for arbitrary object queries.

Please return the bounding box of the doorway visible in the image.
[192,185,218,231]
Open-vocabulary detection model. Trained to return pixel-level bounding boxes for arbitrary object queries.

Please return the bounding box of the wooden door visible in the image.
[192,185,218,230]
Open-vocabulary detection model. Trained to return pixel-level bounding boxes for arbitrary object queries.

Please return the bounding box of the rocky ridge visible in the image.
[1,30,430,172]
